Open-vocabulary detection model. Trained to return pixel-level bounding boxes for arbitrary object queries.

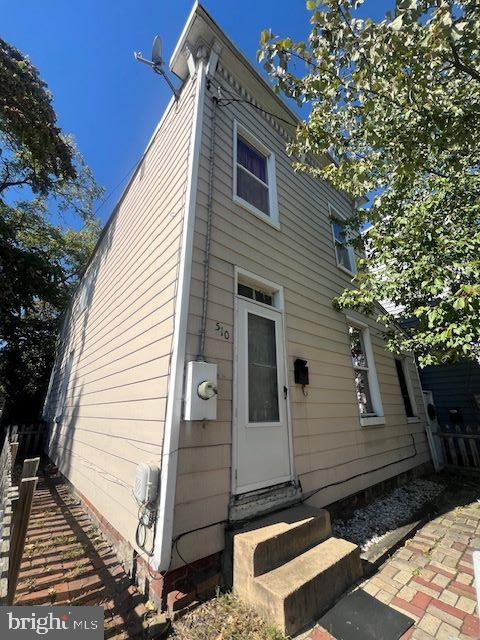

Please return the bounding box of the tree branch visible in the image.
[448,37,480,82]
[0,178,30,194]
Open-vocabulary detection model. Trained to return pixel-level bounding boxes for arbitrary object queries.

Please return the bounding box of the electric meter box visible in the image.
[184,361,217,421]
[133,462,159,505]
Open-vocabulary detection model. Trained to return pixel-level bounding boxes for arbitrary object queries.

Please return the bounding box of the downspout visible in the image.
[152,53,207,572]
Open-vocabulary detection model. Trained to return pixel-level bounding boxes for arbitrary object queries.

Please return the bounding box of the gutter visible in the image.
[152,56,207,571]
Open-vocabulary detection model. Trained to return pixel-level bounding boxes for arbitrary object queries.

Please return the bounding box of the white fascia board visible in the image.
[152,59,207,571]
[169,1,199,75]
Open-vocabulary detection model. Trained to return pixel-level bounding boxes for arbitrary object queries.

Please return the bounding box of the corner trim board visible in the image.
[152,59,207,571]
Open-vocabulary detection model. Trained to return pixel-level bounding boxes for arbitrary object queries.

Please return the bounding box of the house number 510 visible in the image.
[215,322,230,340]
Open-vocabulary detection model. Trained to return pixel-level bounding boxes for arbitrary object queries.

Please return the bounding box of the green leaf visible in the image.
[258,0,480,365]
[389,15,403,31]
[260,29,271,46]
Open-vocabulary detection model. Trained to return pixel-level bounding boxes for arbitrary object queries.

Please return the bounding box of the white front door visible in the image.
[234,297,292,494]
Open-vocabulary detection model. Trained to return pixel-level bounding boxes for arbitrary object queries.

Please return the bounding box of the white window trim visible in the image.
[395,355,419,421]
[361,416,386,427]
[232,120,279,229]
[329,203,356,276]
[346,315,384,427]
[78,270,93,313]
[55,349,74,423]
[235,267,284,311]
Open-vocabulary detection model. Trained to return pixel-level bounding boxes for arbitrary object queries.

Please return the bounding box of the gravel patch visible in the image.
[332,478,444,551]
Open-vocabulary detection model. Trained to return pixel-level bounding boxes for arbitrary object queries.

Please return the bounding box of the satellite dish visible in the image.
[134,34,178,100]
[152,36,163,67]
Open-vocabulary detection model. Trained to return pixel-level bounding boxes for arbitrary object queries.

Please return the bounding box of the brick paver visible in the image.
[308,490,480,640]
[14,470,149,639]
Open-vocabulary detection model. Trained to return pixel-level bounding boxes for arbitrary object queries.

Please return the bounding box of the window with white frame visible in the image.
[237,282,274,306]
[55,350,74,423]
[395,358,417,419]
[348,323,384,424]
[332,219,356,274]
[78,272,93,313]
[233,121,278,225]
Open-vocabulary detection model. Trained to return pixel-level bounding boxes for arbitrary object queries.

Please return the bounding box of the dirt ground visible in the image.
[172,592,288,640]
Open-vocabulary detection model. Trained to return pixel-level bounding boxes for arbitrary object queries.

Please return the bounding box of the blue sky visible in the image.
[3,1,392,228]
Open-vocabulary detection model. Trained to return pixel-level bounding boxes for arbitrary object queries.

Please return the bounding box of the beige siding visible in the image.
[172,64,429,566]
[44,76,197,549]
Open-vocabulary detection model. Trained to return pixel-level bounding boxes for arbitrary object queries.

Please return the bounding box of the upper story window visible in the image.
[237,137,269,213]
[233,121,279,228]
[348,321,384,426]
[78,271,93,313]
[395,358,417,420]
[329,205,356,275]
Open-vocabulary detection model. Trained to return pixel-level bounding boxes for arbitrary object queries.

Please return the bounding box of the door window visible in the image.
[248,313,279,422]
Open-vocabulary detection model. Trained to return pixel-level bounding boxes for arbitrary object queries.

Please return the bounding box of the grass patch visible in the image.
[52,535,73,545]
[172,592,288,640]
[66,564,86,579]
[24,578,37,592]
[60,547,83,561]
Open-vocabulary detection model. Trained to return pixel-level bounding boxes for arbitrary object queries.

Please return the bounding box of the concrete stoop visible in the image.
[233,505,363,637]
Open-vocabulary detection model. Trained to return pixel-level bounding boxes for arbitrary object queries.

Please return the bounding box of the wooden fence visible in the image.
[0,428,40,604]
[9,423,46,458]
[0,433,13,604]
[437,428,480,470]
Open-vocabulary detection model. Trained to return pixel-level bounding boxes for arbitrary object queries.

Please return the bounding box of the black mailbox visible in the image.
[294,358,309,386]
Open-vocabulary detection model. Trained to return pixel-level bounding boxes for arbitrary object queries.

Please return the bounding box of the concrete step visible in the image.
[251,537,362,637]
[233,505,331,582]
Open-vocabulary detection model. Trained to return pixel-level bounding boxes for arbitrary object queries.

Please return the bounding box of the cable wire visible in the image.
[169,433,420,567]
[207,78,299,129]
[301,433,419,504]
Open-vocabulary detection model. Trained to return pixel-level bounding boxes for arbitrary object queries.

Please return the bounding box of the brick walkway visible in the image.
[310,489,480,640]
[14,471,149,639]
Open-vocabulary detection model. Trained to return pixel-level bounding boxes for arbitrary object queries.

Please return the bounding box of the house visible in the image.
[380,307,480,435]
[420,361,480,432]
[43,2,433,616]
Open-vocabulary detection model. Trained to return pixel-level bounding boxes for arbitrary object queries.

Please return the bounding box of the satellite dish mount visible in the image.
[134,36,179,100]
